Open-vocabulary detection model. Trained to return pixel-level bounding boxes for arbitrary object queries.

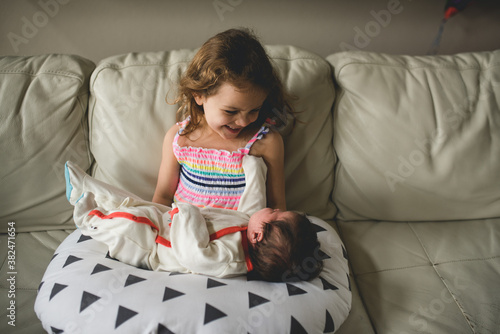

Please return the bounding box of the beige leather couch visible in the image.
[1,46,499,333]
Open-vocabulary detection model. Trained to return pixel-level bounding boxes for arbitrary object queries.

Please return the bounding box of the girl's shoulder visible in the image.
[167,117,195,146]
[167,123,182,138]
[163,123,182,147]
[248,127,283,158]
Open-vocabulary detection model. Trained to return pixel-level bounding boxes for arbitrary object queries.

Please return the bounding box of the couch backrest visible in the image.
[0,54,95,232]
[327,50,500,221]
[88,46,337,219]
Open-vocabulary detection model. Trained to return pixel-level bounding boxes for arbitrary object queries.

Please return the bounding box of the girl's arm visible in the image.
[152,125,180,206]
[254,130,287,211]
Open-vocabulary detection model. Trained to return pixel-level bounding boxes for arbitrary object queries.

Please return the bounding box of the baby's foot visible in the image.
[64,161,88,205]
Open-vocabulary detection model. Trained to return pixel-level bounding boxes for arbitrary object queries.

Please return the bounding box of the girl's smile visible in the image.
[194,82,267,140]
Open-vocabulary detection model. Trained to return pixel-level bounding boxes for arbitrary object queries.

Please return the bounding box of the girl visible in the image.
[153,28,293,211]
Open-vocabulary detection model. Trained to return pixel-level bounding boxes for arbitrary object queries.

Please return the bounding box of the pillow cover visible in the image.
[35,220,351,333]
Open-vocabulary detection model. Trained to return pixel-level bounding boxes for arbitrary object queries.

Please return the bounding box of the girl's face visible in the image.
[194,82,267,140]
[247,208,297,244]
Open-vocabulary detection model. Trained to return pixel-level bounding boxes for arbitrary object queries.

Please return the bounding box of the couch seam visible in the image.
[335,221,378,333]
[92,55,329,76]
[76,92,93,166]
[407,222,476,334]
[96,60,191,71]
[0,70,85,82]
[334,61,500,78]
[352,263,436,277]
[434,255,500,266]
[95,56,325,71]
[353,255,500,277]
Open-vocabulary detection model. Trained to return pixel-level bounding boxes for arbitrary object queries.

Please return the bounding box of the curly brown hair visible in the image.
[172,28,294,136]
[248,213,323,282]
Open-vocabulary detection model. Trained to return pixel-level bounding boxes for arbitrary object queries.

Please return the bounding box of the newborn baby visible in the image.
[65,161,323,282]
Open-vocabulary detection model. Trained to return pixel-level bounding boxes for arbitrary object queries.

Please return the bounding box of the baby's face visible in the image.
[247,208,297,244]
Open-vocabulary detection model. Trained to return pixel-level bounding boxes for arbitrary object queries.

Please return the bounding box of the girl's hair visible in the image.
[248,213,323,282]
[173,28,293,136]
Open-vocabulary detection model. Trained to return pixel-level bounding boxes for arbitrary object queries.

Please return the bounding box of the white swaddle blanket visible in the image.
[65,160,261,278]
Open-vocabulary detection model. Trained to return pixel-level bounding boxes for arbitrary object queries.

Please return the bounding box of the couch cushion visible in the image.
[327,50,500,221]
[89,46,336,219]
[337,218,500,333]
[0,230,72,334]
[0,54,95,232]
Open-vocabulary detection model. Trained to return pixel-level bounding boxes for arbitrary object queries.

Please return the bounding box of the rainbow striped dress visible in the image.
[173,118,270,210]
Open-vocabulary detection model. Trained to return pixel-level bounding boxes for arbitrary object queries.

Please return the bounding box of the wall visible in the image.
[1,0,499,62]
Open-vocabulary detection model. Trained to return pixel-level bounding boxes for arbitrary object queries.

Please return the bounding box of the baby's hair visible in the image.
[249,213,323,282]
[173,28,294,136]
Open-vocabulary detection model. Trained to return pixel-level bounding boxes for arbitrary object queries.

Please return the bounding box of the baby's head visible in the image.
[175,28,292,134]
[247,208,323,282]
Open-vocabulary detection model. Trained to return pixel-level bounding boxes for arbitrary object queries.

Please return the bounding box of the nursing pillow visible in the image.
[35,162,351,333]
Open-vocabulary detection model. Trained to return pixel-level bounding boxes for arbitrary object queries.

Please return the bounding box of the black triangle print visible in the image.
[51,326,64,334]
[162,286,185,302]
[125,274,147,287]
[316,249,331,260]
[320,277,338,291]
[38,281,44,292]
[207,278,227,289]
[63,255,83,268]
[91,263,112,275]
[50,253,58,262]
[158,323,175,334]
[77,234,92,243]
[324,310,335,333]
[115,305,138,329]
[50,283,68,301]
[204,303,227,325]
[169,271,186,276]
[248,292,270,308]
[347,273,351,291]
[290,316,307,334]
[286,283,307,296]
[312,223,327,233]
[80,291,101,312]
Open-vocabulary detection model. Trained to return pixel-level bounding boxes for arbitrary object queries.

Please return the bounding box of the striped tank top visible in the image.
[173,118,270,210]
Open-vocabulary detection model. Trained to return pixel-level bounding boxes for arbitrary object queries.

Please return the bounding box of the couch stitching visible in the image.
[0,70,85,81]
[353,255,500,277]
[335,221,378,333]
[337,61,500,71]
[408,222,476,333]
[94,57,330,74]
[434,255,500,266]
[353,263,436,277]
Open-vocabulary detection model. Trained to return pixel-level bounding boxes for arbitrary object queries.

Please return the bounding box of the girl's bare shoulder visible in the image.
[161,124,182,150]
[249,128,284,158]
